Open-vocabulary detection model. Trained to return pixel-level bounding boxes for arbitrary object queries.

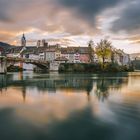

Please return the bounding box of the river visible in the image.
[0,72,140,140]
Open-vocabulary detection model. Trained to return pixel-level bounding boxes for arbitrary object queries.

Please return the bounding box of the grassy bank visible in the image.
[59,63,134,73]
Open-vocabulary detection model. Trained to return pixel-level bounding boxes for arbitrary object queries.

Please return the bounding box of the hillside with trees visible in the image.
[0,42,13,51]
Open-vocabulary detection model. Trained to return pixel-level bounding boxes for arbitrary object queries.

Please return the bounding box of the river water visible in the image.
[0,72,140,140]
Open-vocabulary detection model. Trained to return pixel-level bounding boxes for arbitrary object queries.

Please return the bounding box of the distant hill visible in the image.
[0,42,13,50]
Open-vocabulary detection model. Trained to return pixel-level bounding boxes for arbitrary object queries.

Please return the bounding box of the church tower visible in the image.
[21,34,26,47]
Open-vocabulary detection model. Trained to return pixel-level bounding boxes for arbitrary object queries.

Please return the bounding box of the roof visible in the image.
[55,57,68,61]
[6,45,93,56]
[6,43,61,52]
[6,46,23,54]
[61,47,91,54]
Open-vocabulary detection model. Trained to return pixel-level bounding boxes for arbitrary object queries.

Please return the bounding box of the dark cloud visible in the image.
[1,0,138,49]
[0,0,11,21]
[57,0,121,24]
[0,0,122,27]
[111,0,140,34]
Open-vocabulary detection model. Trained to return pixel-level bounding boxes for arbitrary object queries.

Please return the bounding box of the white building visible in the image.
[114,50,130,66]
[50,57,68,71]
[45,49,56,62]
[74,53,80,63]
[122,54,130,65]
[55,49,61,59]
[39,52,45,61]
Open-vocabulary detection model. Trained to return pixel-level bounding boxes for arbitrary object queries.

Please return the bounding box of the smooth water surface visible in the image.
[0,72,140,140]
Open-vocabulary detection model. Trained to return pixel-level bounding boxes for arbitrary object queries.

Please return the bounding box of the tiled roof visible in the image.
[6,45,93,56]
[61,47,90,54]
[55,57,68,61]
[23,47,38,54]
[7,46,23,54]
[6,46,58,54]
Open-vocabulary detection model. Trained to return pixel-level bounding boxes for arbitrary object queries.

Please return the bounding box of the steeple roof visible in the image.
[22,33,26,40]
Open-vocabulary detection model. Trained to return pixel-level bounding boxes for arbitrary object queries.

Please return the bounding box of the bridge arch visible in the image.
[6,57,50,71]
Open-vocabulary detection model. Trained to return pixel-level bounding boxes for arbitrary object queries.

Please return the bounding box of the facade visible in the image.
[68,54,74,63]
[61,48,70,62]
[61,47,91,63]
[113,49,130,66]
[45,50,55,62]
[74,53,80,63]
[5,35,131,71]
[55,49,61,59]
[50,57,68,71]
[23,53,39,60]
[79,54,90,63]
[122,54,130,65]
[39,52,45,60]
[79,47,91,63]
[44,45,61,62]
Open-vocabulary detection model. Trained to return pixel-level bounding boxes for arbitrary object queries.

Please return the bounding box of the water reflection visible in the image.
[0,72,129,102]
[95,76,128,101]
[0,72,140,140]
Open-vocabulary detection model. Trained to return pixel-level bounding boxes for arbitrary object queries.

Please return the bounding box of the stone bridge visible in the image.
[0,56,50,74]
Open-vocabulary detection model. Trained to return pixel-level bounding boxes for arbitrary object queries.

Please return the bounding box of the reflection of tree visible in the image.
[22,86,26,102]
[95,78,109,102]
[86,80,94,102]
[95,75,129,102]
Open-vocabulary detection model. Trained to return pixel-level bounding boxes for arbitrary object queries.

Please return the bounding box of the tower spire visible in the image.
[21,33,26,47]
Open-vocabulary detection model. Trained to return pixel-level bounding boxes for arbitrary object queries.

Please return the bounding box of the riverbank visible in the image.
[6,63,134,73]
[59,63,134,73]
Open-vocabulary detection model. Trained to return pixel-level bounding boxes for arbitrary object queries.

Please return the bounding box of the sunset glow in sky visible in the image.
[0,0,140,53]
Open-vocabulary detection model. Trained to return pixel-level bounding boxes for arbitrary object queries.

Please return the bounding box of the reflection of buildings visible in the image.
[0,75,7,93]
[18,72,27,102]
[1,73,129,102]
[0,73,27,102]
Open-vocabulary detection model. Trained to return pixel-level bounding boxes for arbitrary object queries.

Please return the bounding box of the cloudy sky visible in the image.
[0,0,140,53]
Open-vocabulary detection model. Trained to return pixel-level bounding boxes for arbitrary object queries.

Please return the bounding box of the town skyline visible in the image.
[0,0,140,54]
